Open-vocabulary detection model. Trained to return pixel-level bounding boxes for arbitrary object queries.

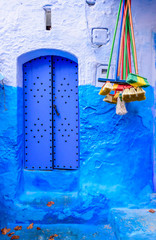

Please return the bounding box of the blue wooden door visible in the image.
[23,56,79,170]
[53,56,79,169]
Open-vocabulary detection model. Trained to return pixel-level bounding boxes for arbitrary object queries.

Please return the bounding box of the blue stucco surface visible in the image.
[110,208,156,240]
[79,85,154,207]
[0,84,154,229]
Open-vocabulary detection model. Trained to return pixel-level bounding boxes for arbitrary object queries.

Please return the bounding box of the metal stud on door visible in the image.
[53,56,79,169]
[23,56,53,170]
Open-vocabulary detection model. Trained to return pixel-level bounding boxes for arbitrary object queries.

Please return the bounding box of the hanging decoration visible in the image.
[98,0,150,115]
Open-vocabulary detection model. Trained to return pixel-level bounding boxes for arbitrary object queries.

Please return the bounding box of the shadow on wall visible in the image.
[0,81,154,225]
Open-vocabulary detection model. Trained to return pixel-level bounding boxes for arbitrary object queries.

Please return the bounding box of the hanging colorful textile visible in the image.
[98,0,150,114]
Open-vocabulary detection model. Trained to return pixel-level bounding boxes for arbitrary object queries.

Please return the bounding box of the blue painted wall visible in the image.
[0,84,154,227]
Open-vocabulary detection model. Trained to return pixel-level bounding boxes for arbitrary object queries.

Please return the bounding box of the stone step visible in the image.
[0,224,117,240]
[18,191,78,208]
[110,208,156,240]
[4,192,109,225]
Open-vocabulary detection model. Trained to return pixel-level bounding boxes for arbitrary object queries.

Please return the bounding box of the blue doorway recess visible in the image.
[23,56,79,170]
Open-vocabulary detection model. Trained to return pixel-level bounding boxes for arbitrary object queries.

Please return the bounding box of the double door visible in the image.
[23,56,79,170]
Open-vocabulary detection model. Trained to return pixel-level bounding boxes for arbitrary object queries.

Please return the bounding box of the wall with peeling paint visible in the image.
[0,0,155,226]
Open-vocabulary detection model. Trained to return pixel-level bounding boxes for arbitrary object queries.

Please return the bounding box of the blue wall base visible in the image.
[0,84,154,227]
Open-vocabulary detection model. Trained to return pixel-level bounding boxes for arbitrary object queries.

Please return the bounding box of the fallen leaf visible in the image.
[53,234,58,237]
[1,227,11,235]
[149,209,155,213]
[8,232,15,237]
[14,226,22,231]
[37,227,41,230]
[11,236,20,239]
[27,223,34,229]
[49,234,58,239]
[48,237,54,240]
[47,201,55,207]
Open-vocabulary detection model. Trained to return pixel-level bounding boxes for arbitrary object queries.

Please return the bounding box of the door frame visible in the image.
[17,49,78,172]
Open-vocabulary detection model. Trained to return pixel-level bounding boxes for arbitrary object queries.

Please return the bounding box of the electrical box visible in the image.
[96,64,115,87]
[92,28,110,46]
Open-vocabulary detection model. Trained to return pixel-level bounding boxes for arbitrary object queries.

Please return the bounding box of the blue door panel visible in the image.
[53,56,79,169]
[23,56,53,170]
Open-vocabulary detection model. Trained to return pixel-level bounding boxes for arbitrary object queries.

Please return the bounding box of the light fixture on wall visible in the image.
[86,0,96,6]
[43,5,52,30]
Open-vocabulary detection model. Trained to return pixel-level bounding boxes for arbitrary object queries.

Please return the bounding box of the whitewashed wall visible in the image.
[0,0,156,87]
